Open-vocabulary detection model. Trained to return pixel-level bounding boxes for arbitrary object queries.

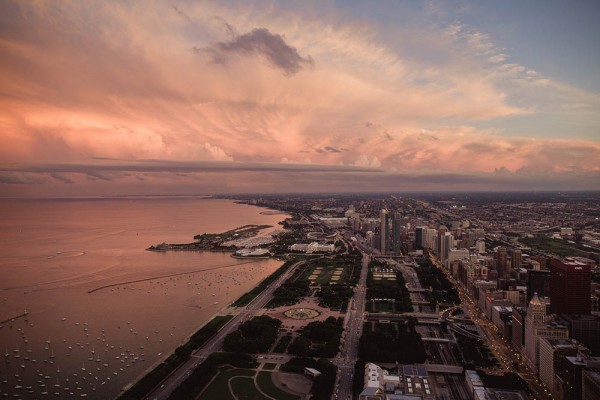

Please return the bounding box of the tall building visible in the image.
[555,352,600,400]
[582,369,600,400]
[527,270,551,304]
[512,307,527,352]
[538,338,583,391]
[524,294,569,372]
[557,314,600,355]
[391,218,403,254]
[425,228,437,250]
[550,258,592,315]
[512,249,522,270]
[475,239,485,253]
[439,231,453,263]
[379,209,389,255]
[496,247,509,278]
[415,226,426,249]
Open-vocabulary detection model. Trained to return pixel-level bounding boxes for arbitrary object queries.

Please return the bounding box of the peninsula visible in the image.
[147,224,273,252]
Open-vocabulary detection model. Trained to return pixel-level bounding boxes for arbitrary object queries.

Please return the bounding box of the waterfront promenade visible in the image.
[143,260,304,400]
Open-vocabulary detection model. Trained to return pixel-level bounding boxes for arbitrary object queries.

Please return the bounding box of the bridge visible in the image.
[421,337,451,343]
[424,364,464,374]
[417,319,442,325]
[407,287,429,293]
[403,312,441,319]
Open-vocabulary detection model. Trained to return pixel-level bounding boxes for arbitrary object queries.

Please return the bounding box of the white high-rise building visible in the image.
[440,232,454,263]
[538,338,584,390]
[524,294,569,373]
[475,240,485,253]
[425,228,437,250]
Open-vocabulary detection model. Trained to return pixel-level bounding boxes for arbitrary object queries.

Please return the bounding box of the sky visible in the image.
[0,0,599,196]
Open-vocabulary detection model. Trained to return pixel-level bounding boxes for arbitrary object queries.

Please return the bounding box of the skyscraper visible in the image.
[496,247,509,278]
[379,209,389,255]
[527,270,550,304]
[391,218,403,255]
[425,228,437,251]
[524,294,569,372]
[439,231,453,263]
[415,226,425,249]
[512,249,522,270]
[550,258,591,315]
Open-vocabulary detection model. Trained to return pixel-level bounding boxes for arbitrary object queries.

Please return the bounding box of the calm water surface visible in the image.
[0,197,287,399]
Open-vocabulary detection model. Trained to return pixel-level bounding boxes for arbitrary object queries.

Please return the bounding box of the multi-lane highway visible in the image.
[334,252,369,400]
[143,260,304,400]
[430,255,552,400]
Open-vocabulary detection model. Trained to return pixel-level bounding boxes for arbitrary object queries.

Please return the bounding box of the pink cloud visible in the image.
[0,1,598,194]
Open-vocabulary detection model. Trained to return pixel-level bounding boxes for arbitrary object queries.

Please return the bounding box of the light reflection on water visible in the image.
[0,198,286,399]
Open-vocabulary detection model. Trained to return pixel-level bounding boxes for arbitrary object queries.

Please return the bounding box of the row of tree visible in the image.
[288,317,344,358]
[222,315,281,353]
[358,320,426,363]
[415,258,460,306]
[366,260,413,312]
[316,284,354,311]
[267,279,310,307]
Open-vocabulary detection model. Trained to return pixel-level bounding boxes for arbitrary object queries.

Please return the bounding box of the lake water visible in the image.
[0,197,287,399]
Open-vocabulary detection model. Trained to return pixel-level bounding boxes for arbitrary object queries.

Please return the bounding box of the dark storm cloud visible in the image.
[316,146,343,154]
[0,159,381,177]
[0,172,46,184]
[1,160,597,193]
[203,28,313,75]
[49,173,74,184]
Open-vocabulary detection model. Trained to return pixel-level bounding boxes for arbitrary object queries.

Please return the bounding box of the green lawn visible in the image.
[199,367,299,400]
[303,265,348,285]
[262,363,277,370]
[273,334,292,353]
[199,368,255,400]
[372,299,394,312]
[230,376,269,400]
[519,236,597,257]
[257,371,300,400]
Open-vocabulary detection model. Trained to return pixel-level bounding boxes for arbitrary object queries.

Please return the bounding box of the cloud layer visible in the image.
[0,0,598,195]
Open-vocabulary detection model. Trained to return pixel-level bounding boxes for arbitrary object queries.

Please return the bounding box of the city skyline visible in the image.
[1,0,599,196]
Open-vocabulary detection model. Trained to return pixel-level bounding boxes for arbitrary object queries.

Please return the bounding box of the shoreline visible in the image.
[117,308,233,398]
[118,203,291,397]
[146,247,235,253]
[117,258,293,399]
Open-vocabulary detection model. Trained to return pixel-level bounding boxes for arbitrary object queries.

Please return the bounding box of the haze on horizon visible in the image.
[1,0,599,197]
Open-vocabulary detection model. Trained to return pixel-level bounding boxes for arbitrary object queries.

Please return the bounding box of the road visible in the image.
[430,254,552,400]
[333,252,369,400]
[144,260,304,400]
